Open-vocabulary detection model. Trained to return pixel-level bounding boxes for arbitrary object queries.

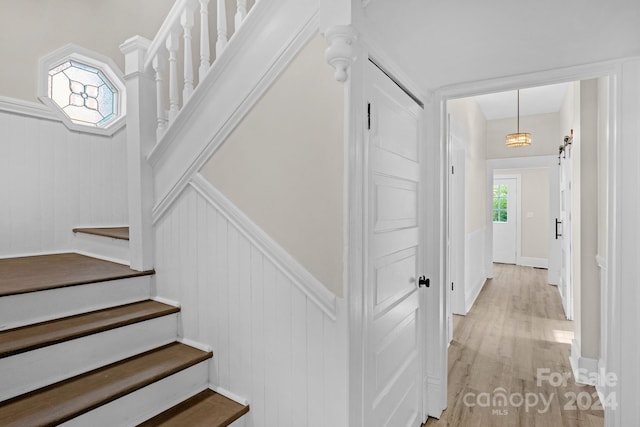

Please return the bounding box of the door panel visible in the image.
[365,61,423,427]
[492,177,517,264]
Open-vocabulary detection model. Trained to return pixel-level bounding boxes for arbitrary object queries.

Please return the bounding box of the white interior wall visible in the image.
[0,111,128,258]
[446,97,488,312]
[578,79,600,361]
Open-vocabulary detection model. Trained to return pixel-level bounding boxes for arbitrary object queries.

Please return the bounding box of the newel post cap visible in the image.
[120,36,152,76]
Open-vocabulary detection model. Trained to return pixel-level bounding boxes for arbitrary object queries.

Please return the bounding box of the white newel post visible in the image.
[120,36,156,271]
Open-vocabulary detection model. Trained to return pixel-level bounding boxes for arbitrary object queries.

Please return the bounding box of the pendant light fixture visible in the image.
[505,89,531,147]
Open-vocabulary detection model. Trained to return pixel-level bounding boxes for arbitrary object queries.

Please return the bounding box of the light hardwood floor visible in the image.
[424,264,604,427]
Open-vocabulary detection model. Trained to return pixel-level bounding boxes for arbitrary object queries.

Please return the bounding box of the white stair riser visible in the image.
[0,276,151,331]
[73,233,130,266]
[60,360,210,427]
[0,314,178,401]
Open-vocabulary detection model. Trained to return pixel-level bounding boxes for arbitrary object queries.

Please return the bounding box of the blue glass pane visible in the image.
[70,60,99,74]
[97,84,115,116]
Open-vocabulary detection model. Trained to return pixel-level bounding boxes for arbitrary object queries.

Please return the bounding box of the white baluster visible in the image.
[152,52,168,140]
[216,0,228,57]
[198,0,211,81]
[235,0,247,30]
[166,30,180,122]
[181,7,195,102]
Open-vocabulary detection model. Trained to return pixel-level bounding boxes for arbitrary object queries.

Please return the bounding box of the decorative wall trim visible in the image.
[149,0,319,221]
[0,96,59,122]
[188,174,337,320]
[465,277,486,314]
[570,339,598,386]
[518,257,549,269]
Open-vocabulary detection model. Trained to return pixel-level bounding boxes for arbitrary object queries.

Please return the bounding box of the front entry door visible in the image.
[364,60,423,427]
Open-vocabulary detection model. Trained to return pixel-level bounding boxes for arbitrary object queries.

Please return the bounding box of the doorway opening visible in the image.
[432,76,611,425]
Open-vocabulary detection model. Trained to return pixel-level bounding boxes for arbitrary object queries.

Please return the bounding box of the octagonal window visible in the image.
[48,60,119,127]
[38,44,126,136]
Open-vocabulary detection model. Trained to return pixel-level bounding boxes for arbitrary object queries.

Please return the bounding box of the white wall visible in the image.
[577,79,600,360]
[447,97,488,312]
[201,35,344,296]
[486,112,560,159]
[155,184,347,427]
[0,109,128,258]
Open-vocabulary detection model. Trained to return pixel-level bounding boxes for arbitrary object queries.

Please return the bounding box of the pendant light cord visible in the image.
[517,90,520,133]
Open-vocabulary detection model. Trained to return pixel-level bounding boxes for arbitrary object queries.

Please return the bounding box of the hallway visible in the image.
[424,264,604,427]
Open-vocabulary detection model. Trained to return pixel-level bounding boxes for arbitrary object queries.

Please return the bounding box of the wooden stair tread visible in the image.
[137,389,249,427]
[0,300,179,358]
[73,227,130,241]
[0,342,212,427]
[0,253,153,296]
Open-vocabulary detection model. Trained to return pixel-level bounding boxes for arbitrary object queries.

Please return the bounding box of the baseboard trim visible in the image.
[518,257,549,269]
[570,339,598,385]
[209,385,249,406]
[465,277,487,313]
[177,337,213,353]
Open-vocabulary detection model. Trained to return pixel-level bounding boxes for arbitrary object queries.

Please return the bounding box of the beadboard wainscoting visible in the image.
[154,178,347,427]
[465,227,488,313]
[0,105,128,258]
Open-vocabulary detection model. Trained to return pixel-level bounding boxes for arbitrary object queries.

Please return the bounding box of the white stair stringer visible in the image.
[0,313,178,402]
[0,276,152,331]
[59,360,210,427]
[73,232,130,266]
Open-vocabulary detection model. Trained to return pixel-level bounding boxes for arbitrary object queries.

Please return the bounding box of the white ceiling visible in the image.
[362,0,640,96]
[472,83,570,120]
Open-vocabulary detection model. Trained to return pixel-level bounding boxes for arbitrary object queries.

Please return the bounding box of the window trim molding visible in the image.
[37,43,127,136]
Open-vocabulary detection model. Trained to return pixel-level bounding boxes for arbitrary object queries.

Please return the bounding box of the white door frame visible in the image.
[491,173,522,265]
[433,59,638,426]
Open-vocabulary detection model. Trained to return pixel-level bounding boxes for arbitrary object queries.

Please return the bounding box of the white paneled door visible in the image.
[365,61,423,427]
[492,177,518,264]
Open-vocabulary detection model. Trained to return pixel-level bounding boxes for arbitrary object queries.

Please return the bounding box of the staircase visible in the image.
[0,229,248,426]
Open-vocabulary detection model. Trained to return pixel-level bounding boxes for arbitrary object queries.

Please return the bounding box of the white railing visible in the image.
[143,0,256,141]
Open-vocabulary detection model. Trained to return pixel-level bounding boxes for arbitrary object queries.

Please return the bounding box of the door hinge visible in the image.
[418,276,430,288]
[367,102,371,130]
[451,282,454,291]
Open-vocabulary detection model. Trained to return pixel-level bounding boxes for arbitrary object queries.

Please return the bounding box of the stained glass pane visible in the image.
[47,59,120,127]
